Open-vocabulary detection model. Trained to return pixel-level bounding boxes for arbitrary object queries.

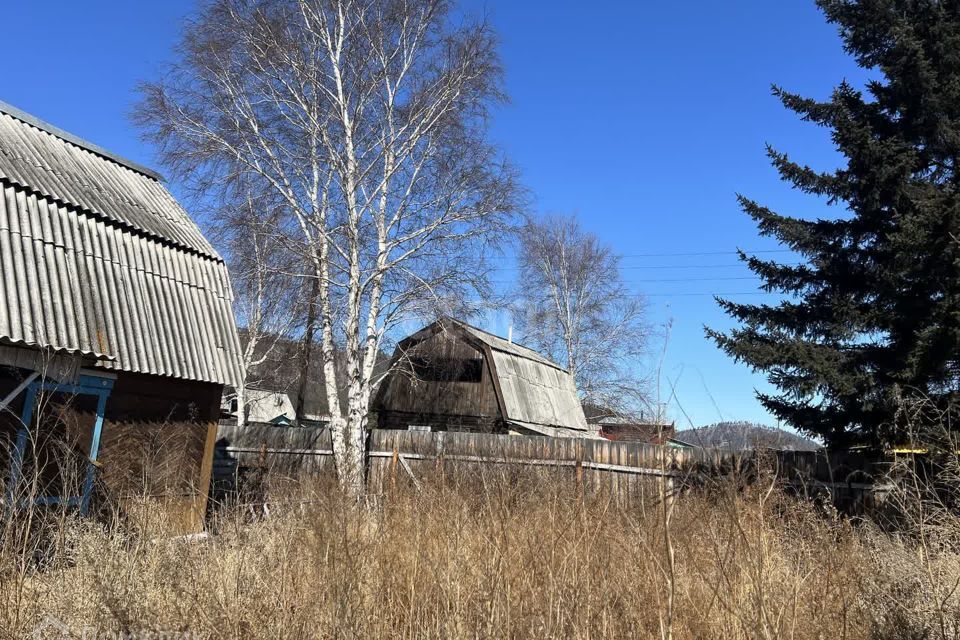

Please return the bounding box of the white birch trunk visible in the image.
[137,0,516,494]
[235,383,248,428]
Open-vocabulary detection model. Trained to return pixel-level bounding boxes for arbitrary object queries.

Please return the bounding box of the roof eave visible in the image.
[0,99,164,182]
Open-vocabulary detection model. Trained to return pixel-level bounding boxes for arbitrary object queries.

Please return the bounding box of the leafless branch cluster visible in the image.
[135,0,519,492]
[512,214,650,417]
[213,192,304,426]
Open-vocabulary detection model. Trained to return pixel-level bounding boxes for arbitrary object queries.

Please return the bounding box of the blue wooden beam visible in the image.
[4,383,38,510]
[80,391,110,515]
[4,373,114,515]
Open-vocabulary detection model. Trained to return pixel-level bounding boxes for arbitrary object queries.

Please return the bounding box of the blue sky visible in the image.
[0,1,870,429]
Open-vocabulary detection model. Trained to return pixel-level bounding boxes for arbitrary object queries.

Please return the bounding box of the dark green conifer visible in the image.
[710,1,960,447]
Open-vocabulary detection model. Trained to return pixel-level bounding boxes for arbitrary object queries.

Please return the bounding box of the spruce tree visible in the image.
[709,0,960,448]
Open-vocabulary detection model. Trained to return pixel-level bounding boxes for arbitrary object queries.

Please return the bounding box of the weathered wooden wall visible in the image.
[373,331,503,432]
[98,373,222,533]
[0,367,222,533]
[213,426,691,505]
[215,420,335,478]
[366,429,688,503]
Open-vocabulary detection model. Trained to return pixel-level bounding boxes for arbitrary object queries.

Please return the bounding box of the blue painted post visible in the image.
[5,374,113,514]
[80,390,109,515]
[5,384,37,511]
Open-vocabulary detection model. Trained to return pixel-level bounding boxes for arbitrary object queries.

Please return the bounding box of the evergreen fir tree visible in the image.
[709,0,960,447]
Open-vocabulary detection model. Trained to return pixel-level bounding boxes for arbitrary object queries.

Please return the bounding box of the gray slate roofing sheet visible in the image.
[490,350,588,431]
[0,183,242,385]
[0,107,218,258]
[0,103,242,386]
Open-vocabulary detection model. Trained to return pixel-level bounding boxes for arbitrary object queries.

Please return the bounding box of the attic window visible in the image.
[410,357,482,383]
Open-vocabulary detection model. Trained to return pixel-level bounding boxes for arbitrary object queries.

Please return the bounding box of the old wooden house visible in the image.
[0,101,242,531]
[373,319,592,437]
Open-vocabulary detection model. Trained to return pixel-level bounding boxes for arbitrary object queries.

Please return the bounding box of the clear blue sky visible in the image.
[0,1,870,429]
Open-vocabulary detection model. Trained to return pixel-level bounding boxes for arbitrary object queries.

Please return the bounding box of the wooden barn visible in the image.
[373,319,592,437]
[0,101,242,531]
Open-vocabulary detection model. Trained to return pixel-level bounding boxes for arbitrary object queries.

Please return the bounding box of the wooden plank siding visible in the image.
[214,427,691,506]
[0,367,223,534]
[215,420,336,479]
[96,373,223,533]
[372,320,590,436]
[374,329,502,432]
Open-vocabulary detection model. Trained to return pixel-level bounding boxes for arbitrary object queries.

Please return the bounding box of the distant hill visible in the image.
[677,421,820,451]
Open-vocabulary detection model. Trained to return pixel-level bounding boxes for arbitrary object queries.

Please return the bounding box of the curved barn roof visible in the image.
[395,319,589,434]
[0,100,242,386]
[453,320,566,371]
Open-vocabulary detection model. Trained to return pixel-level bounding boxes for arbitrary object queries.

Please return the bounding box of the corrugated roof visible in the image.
[0,104,218,258]
[452,320,566,370]
[398,319,589,433]
[0,102,242,386]
[491,349,588,432]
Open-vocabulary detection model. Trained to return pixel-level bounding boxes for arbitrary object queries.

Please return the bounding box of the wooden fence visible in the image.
[215,423,692,499]
[213,421,334,498]
[365,429,695,502]
[213,422,900,511]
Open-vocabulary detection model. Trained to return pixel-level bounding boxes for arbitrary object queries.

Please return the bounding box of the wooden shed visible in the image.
[0,101,242,531]
[373,319,592,437]
[595,418,677,444]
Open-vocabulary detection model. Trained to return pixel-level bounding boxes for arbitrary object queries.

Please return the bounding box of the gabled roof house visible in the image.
[373,319,592,437]
[0,100,242,531]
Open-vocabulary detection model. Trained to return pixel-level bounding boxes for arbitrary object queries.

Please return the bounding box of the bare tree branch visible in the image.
[135,0,518,494]
[513,214,651,417]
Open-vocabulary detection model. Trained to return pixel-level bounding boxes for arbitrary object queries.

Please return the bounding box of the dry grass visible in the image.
[1,465,958,639]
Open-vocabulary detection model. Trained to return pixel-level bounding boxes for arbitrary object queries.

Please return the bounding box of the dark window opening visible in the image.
[410,357,482,383]
[21,391,98,501]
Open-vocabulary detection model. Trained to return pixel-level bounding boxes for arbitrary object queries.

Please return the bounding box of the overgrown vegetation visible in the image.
[1,463,958,639]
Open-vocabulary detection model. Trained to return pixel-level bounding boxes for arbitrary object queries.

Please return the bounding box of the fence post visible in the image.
[391,444,398,491]
[576,442,584,491]
[435,432,445,484]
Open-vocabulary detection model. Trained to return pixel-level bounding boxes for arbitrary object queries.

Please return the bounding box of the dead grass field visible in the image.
[1,466,958,639]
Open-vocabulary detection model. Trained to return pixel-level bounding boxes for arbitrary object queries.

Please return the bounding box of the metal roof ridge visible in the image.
[0,99,165,182]
[449,318,568,371]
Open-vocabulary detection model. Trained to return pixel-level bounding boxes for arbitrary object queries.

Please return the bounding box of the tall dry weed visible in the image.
[0,462,957,639]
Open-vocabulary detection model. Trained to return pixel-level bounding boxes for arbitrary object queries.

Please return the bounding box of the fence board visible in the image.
[213,425,899,513]
[215,421,334,481]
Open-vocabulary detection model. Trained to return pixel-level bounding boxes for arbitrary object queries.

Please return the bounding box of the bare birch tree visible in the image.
[220,194,300,427]
[513,214,650,416]
[136,0,517,494]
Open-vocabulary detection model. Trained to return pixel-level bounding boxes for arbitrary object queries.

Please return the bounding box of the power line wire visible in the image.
[491,276,762,284]
[607,292,780,297]
[485,249,795,260]
[646,292,781,297]
[475,292,783,299]
[491,262,803,271]
[630,276,763,283]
